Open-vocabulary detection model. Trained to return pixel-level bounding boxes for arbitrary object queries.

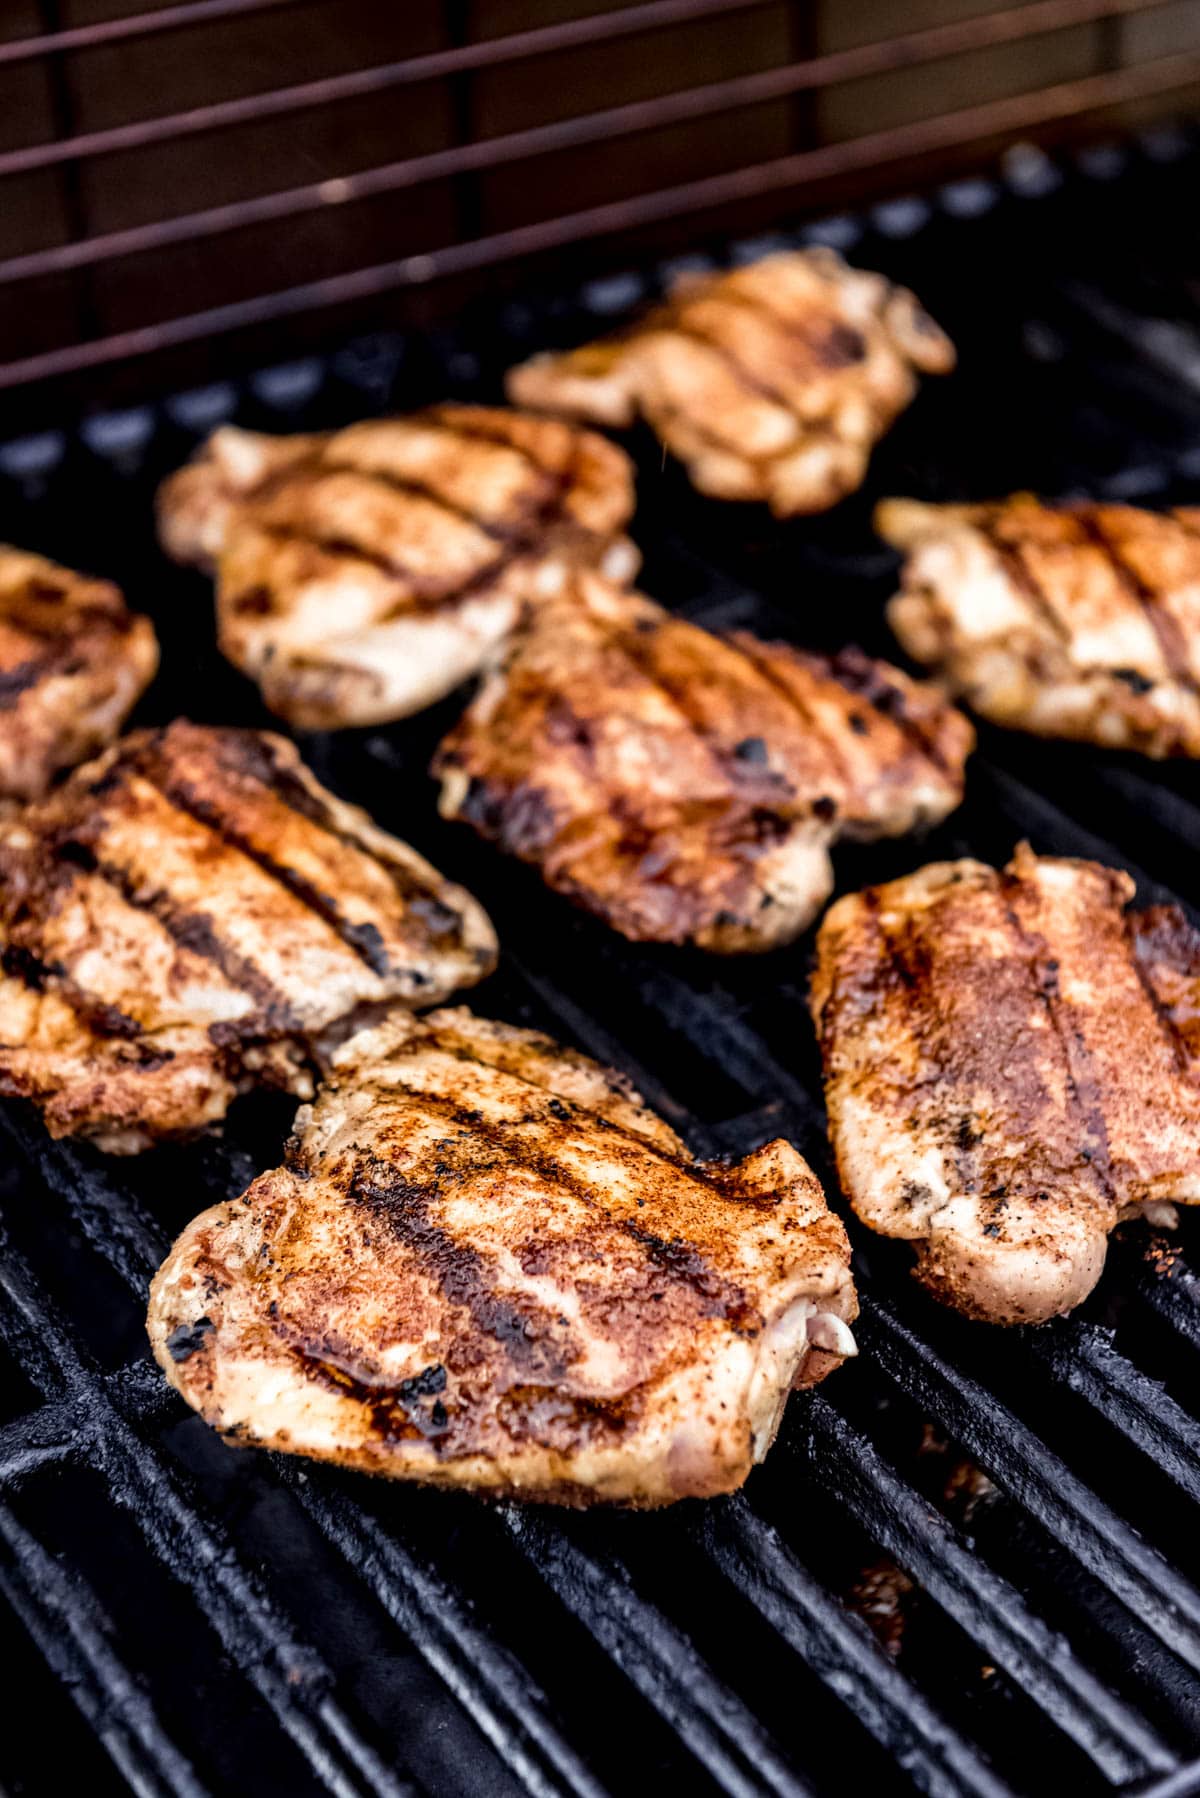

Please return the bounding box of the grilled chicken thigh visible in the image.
[507,250,954,516]
[811,845,1200,1324]
[0,722,496,1152]
[434,573,972,952]
[149,1007,857,1504]
[157,405,639,729]
[0,546,158,803]
[879,495,1200,757]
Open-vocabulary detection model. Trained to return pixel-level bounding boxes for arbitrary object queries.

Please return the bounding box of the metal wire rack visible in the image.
[0,119,1199,1798]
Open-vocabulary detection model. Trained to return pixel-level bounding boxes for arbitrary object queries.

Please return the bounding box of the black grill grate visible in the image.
[1,128,1200,1797]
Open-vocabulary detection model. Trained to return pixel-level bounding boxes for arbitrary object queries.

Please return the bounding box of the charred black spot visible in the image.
[1113,667,1155,694]
[2,943,62,990]
[166,1317,214,1362]
[0,655,54,709]
[230,585,275,617]
[493,785,558,857]
[407,894,461,937]
[954,1117,981,1153]
[52,837,98,872]
[821,322,867,366]
[848,713,870,736]
[460,775,505,833]
[548,1097,571,1121]
[341,919,389,977]
[733,736,768,764]
[812,795,837,822]
[397,1362,447,1402]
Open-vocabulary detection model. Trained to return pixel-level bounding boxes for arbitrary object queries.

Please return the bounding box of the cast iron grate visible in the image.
[1,128,1199,1797]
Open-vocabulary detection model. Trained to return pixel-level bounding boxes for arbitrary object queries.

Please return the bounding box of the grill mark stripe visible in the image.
[726,636,860,796]
[216,732,468,941]
[318,458,530,546]
[977,516,1073,646]
[0,647,68,708]
[604,615,783,800]
[999,872,1116,1206]
[0,938,144,1042]
[342,1073,752,1323]
[245,438,584,624]
[420,407,561,477]
[252,519,506,609]
[124,744,394,979]
[1072,510,1199,693]
[1126,909,1197,1079]
[72,847,302,1035]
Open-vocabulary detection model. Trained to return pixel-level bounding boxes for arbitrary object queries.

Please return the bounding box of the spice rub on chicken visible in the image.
[148,1007,857,1505]
[0,722,496,1153]
[506,250,955,517]
[434,573,972,953]
[156,404,639,729]
[811,845,1200,1325]
[0,545,158,803]
[878,495,1200,758]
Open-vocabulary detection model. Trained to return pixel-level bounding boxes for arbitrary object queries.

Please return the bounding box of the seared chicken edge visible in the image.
[812,845,1200,1324]
[149,1009,857,1505]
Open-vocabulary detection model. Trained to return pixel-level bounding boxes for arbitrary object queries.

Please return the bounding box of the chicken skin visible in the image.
[878,495,1200,757]
[507,250,954,516]
[148,1007,857,1505]
[157,405,639,729]
[0,722,496,1152]
[811,845,1200,1325]
[0,545,158,803]
[434,573,972,952]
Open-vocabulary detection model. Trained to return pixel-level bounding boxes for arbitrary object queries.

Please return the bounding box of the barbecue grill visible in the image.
[2,7,1200,1796]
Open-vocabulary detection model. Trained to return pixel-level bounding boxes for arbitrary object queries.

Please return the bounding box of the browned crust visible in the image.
[434,573,971,952]
[0,722,496,1150]
[506,250,954,517]
[148,1008,857,1505]
[156,405,640,729]
[879,494,1200,758]
[812,846,1200,1324]
[0,545,159,801]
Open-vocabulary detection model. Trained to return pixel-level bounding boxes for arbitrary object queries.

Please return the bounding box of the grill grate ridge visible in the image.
[0,127,1199,1796]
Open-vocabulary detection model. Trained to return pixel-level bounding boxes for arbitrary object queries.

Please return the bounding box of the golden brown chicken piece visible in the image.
[507,250,954,516]
[878,495,1200,758]
[811,845,1200,1325]
[156,404,639,729]
[434,573,972,952]
[0,722,496,1153]
[148,1007,857,1505]
[0,545,158,803]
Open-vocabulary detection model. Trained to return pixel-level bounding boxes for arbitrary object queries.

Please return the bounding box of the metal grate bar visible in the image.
[0,0,1178,288]
[804,1396,1176,1782]
[3,47,1200,392]
[859,1298,1200,1674]
[1025,1324,1200,1506]
[970,759,1198,916]
[696,1498,1014,1798]
[0,1197,419,1798]
[0,1111,171,1288]
[505,1511,812,1797]
[0,0,300,67]
[285,1472,610,1798]
[0,0,781,175]
[0,1503,210,1798]
[0,1409,76,1484]
[1110,1234,1200,1351]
